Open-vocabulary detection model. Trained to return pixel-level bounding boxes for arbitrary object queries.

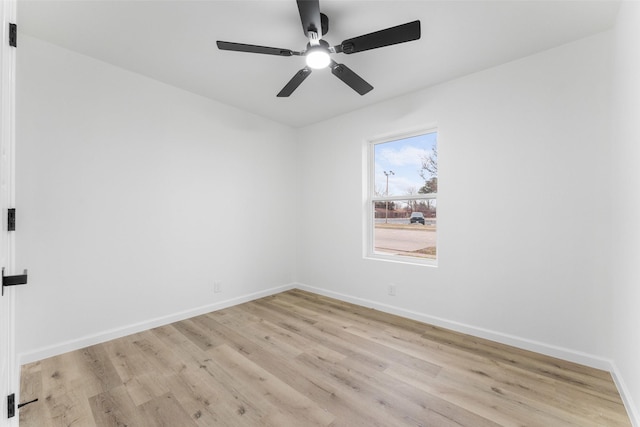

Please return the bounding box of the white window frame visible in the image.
[364,127,438,267]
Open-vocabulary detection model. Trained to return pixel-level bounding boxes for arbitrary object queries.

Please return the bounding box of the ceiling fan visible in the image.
[216,0,421,97]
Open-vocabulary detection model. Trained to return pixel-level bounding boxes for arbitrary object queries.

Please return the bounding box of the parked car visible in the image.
[409,212,425,224]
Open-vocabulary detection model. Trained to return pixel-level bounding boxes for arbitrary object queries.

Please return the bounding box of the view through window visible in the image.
[369,130,437,263]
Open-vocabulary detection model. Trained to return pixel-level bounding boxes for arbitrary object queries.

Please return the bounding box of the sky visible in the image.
[374,131,437,196]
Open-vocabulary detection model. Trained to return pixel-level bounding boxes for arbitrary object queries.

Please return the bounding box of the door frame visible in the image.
[1,0,18,425]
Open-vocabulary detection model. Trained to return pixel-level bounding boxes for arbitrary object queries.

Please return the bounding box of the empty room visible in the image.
[1,0,639,425]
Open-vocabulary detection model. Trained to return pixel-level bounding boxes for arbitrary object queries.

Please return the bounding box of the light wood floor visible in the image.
[19,289,631,426]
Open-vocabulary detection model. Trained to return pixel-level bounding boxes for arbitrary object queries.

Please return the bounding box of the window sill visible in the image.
[364,252,438,267]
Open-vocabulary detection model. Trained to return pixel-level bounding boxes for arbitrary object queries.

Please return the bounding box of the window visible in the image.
[366,129,438,265]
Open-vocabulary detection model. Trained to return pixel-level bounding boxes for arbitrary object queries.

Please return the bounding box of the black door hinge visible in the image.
[2,268,28,296]
[9,23,17,48]
[7,393,15,418]
[8,208,15,231]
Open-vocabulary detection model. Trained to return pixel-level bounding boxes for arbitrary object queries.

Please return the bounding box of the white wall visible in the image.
[16,36,298,361]
[297,32,613,367]
[611,1,640,424]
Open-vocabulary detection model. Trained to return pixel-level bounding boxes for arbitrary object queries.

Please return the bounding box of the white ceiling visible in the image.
[18,0,620,128]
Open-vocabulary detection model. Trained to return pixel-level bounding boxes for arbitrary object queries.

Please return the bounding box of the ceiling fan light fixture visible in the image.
[305,47,331,69]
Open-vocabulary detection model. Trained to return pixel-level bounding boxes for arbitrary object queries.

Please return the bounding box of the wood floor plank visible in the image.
[171,318,220,352]
[232,323,394,426]
[210,343,336,426]
[250,298,397,372]
[295,350,499,427]
[418,322,619,396]
[101,337,167,406]
[19,289,632,426]
[88,384,143,427]
[138,392,199,427]
[77,345,123,397]
[150,325,270,425]
[345,320,627,425]
[41,389,95,427]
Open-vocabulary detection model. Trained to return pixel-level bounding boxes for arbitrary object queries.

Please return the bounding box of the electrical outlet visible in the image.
[213,281,222,293]
[388,283,396,296]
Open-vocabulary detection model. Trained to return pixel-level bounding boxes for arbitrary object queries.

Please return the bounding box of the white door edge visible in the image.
[1,0,19,425]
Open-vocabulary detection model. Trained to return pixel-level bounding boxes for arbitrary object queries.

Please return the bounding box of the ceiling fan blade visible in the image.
[296,0,322,38]
[217,41,299,56]
[337,20,421,54]
[329,61,373,95]
[277,67,312,97]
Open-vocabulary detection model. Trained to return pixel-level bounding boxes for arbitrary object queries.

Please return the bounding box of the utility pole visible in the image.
[384,170,394,224]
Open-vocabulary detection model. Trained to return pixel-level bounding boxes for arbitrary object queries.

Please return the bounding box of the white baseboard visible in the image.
[295,283,613,371]
[24,282,605,368]
[611,362,640,427]
[18,283,295,365]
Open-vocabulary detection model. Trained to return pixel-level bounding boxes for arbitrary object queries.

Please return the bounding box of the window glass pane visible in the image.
[374,132,437,197]
[369,130,437,263]
[373,200,437,259]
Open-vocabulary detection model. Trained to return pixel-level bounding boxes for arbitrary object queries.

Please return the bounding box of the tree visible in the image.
[418,146,437,215]
[420,146,438,180]
[418,146,438,195]
[419,177,438,194]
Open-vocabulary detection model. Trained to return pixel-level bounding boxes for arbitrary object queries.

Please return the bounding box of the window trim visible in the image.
[364,127,438,267]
